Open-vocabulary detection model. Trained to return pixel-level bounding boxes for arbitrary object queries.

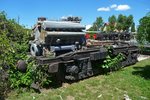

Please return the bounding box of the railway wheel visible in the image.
[30,43,42,56]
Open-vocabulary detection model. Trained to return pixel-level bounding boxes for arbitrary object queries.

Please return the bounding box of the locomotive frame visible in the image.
[30,17,139,82]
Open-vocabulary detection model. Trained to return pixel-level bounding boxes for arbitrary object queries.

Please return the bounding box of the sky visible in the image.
[0,0,150,28]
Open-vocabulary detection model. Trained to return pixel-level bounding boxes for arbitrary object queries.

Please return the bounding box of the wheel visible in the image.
[30,43,42,56]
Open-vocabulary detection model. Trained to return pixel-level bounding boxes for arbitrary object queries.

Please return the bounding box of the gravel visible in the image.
[138,54,150,61]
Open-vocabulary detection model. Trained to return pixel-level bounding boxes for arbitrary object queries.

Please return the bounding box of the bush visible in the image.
[0,68,10,99]
[0,12,52,92]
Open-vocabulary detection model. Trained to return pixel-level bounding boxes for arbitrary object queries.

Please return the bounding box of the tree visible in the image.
[131,22,135,32]
[137,16,150,43]
[88,17,103,31]
[125,15,133,31]
[116,14,126,32]
[116,14,134,32]
[108,15,116,32]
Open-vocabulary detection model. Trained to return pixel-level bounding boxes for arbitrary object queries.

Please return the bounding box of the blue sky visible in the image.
[0,0,150,28]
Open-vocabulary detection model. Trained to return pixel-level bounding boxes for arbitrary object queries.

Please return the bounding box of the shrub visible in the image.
[0,68,10,99]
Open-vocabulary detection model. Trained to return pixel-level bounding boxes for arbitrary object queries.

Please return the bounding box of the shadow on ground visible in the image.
[132,65,150,79]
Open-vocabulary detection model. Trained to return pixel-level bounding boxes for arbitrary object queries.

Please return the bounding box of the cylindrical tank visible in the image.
[42,21,85,29]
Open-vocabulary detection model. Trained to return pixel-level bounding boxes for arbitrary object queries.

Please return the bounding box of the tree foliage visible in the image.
[131,22,135,32]
[108,15,117,32]
[116,14,133,32]
[116,14,125,31]
[0,11,52,97]
[0,11,31,97]
[137,15,150,43]
[88,14,134,32]
[0,11,30,65]
[88,17,103,31]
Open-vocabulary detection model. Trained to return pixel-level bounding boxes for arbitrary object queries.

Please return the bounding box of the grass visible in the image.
[7,58,150,100]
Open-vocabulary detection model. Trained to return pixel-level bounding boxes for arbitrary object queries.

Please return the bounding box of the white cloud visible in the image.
[97,7,110,11]
[115,5,130,11]
[110,4,117,8]
[97,4,130,12]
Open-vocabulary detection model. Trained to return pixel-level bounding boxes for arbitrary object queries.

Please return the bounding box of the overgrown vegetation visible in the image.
[0,68,10,100]
[7,58,150,100]
[0,10,150,99]
[0,11,31,98]
[0,11,30,98]
[102,53,125,70]
[0,11,52,98]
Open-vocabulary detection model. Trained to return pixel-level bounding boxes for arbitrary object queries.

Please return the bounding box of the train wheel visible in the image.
[30,43,42,56]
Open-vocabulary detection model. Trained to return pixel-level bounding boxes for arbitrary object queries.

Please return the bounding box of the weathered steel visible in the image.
[30,17,139,81]
[42,21,85,29]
